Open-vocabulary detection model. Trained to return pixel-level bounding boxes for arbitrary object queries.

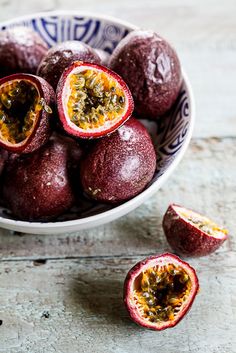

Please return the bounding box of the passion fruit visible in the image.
[163,204,228,257]
[109,30,182,119]
[37,41,101,90]
[124,253,199,330]
[3,134,82,221]
[0,27,48,77]
[57,61,134,139]
[80,117,156,203]
[0,73,55,154]
[0,148,8,176]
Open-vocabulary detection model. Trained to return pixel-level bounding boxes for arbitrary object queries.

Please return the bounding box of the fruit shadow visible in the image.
[68,274,133,328]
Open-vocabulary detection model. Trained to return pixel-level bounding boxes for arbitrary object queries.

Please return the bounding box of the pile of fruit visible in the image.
[0,27,182,221]
[0,25,228,331]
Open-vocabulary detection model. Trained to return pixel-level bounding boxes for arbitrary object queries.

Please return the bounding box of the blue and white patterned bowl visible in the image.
[0,11,195,234]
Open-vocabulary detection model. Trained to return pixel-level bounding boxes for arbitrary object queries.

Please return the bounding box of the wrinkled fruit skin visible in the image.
[109,30,182,119]
[80,117,156,203]
[0,27,48,77]
[124,253,199,331]
[37,41,101,90]
[163,204,228,257]
[94,48,110,67]
[0,73,55,154]
[0,148,8,176]
[3,134,82,221]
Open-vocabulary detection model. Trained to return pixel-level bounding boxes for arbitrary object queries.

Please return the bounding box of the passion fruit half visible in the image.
[0,73,55,153]
[57,61,134,139]
[163,204,228,257]
[124,253,199,330]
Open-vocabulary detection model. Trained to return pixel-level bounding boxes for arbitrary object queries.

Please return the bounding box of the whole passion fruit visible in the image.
[37,41,101,90]
[57,61,134,139]
[163,204,228,257]
[0,27,48,77]
[0,73,55,154]
[124,253,199,330]
[3,134,82,221]
[109,30,182,118]
[80,117,156,203]
[0,148,8,176]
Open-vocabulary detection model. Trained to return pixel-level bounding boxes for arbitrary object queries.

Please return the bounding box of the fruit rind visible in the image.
[163,204,228,257]
[56,61,134,139]
[0,73,55,153]
[124,253,199,331]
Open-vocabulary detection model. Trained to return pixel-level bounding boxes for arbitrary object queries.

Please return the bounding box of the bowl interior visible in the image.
[0,12,192,227]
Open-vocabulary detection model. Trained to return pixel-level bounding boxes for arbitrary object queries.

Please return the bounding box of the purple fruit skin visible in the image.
[94,49,110,67]
[0,27,48,77]
[37,41,101,90]
[0,148,8,176]
[162,204,227,257]
[3,134,82,221]
[109,30,182,119]
[80,117,157,203]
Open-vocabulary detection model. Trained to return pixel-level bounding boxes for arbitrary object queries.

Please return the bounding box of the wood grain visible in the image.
[0,254,235,353]
[0,1,235,352]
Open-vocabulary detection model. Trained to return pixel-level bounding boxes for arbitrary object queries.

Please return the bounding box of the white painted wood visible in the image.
[0,1,236,352]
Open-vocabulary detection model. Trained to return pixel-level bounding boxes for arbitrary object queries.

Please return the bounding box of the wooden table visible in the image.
[0,1,236,352]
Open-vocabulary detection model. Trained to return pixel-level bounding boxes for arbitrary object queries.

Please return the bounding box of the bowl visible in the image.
[0,10,195,234]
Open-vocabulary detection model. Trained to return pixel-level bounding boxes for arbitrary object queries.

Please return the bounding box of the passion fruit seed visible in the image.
[67,69,126,130]
[134,264,191,323]
[0,80,49,144]
[179,210,228,238]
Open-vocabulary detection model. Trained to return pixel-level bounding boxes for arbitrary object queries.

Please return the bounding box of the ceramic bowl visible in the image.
[0,10,195,234]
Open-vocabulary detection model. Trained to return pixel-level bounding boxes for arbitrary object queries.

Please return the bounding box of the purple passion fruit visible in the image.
[80,117,156,203]
[163,204,228,257]
[3,134,82,221]
[37,41,101,90]
[0,27,48,77]
[57,61,134,139]
[124,253,199,330]
[109,30,182,119]
[0,73,55,154]
[0,148,8,176]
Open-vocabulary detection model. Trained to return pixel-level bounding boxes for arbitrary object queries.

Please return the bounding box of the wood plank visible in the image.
[0,137,235,260]
[0,253,235,353]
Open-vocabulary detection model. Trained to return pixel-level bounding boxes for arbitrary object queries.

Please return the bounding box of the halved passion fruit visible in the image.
[124,253,199,330]
[57,61,134,138]
[163,204,228,257]
[0,74,54,153]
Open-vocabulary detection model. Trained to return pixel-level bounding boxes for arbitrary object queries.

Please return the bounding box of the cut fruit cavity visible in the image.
[57,61,134,138]
[124,253,199,330]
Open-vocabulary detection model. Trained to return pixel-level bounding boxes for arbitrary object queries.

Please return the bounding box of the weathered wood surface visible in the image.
[0,1,236,352]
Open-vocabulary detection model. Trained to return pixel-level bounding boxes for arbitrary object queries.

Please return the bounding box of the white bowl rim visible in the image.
[0,10,195,232]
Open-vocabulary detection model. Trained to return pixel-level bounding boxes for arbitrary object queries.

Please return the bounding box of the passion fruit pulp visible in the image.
[124,253,199,330]
[80,117,157,203]
[0,74,54,153]
[163,204,228,257]
[37,40,101,90]
[57,61,134,139]
[0,27,48,78]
